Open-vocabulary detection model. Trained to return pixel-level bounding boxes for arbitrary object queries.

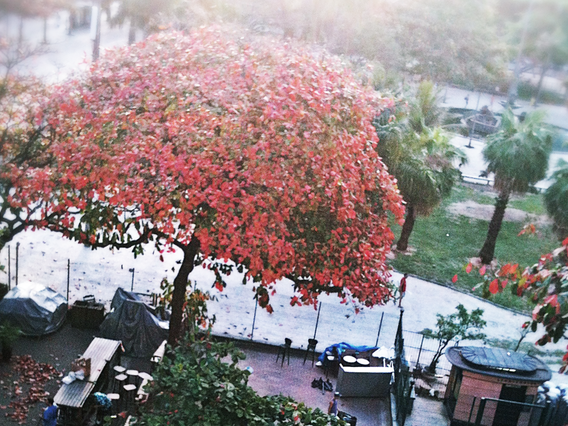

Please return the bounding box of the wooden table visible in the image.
[54,338,122,424]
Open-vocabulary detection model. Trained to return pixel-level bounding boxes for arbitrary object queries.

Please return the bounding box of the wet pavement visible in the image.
[234,340,392,426]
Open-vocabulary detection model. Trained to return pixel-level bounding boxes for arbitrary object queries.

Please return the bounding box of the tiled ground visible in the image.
[234,340,392,426]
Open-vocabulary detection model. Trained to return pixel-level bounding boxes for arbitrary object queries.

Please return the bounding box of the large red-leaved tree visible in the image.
[24,27,404,345]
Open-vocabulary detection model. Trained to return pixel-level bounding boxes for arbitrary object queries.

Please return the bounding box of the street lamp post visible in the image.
[129,268,135,291]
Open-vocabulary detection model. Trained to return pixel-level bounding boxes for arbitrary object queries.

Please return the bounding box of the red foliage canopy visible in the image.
[22,27,403,313]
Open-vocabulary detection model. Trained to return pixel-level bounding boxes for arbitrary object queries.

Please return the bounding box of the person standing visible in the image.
[328,392,340,416]
[464,95,469,108]
[43,398,57,426]
[398,274,408,308]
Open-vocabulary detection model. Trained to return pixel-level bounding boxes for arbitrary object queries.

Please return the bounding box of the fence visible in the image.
[3,233,456,356]
[2,237,407,352]
[464,397,560,426]
[393,309,412,426]
[402,330,452,386]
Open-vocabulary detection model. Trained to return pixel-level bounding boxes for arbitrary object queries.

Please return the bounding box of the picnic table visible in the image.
[54,337,122,425]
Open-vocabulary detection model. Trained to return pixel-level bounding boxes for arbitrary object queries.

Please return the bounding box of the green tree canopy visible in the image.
[422,304,486,373]
[139,335,345,425]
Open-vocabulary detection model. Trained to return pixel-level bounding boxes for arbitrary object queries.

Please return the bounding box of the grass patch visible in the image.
[449,184,496,205]
[509,193,548,216]
[389,184,559,313]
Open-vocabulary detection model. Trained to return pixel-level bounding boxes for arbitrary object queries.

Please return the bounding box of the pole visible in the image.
[67,259,70,301]
[375,312,384,347]
[416,334,425,366]
[251,297,258,340]
[7,245,10,290]
[474,398,486,426]
[91,0,101,61]
[475,91,481,112]
[129,268,135,291]
[467,119,477,149]
[468,397,477,424]
[313,302,322,339]
[15,242,19,287]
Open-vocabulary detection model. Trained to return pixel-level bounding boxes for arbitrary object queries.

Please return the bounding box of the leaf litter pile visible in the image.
[1,355,60,424]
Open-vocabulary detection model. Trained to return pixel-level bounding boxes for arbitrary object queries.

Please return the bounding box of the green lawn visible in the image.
[388,184,559,312]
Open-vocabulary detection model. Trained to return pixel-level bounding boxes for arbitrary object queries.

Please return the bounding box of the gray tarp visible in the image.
[99,288,167,358]
[0,282,67,336]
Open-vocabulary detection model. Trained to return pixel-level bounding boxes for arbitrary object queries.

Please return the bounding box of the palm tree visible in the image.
[375,82,465,251]
[407,80,445,134]
[544,160,568,239]
[394,128,466,251]
[478,108,553,264]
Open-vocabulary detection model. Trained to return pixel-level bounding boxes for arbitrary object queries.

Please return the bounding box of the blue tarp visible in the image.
[317,342,379,363]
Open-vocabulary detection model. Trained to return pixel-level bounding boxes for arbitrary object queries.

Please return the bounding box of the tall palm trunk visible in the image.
[479,191,510,264]
[397,204,416,251]
[128,17,136,45]
[168,237,200,346]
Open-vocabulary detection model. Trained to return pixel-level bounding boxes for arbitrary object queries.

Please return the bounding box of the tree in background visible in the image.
[106,0,177,44]
[139,335,345,425]
[375,82,466,251]
[478,108,553,264]
[500,0,568,105]
[0,0,72,44]
[127,0,506,89]
[422,304,486,373]
[34,27,404,345]
[544,160,568,239]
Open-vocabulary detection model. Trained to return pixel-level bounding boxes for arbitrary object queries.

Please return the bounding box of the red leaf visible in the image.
[465,263,473,274]
[479,265,487,276]
[489,279,499,294]
[452,274,458,283]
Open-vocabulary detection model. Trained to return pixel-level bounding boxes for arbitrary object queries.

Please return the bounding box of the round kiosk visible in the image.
[444,346,551,426]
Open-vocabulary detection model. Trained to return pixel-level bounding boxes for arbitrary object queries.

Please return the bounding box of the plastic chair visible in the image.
[276,338,292,366]
[303,338,318,366]
[323,348,339,377]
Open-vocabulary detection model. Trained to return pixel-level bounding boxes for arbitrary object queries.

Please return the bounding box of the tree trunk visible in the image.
[18,16,24,47]
[43,16,48,44]
[479,191,510,264]
[396,204,416,252]
[167,237,200,347]
[128,18,136,45]
[2,344,12,362]
[534,61,550,106]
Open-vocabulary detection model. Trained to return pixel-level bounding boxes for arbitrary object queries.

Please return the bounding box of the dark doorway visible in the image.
[493,385,527,426]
